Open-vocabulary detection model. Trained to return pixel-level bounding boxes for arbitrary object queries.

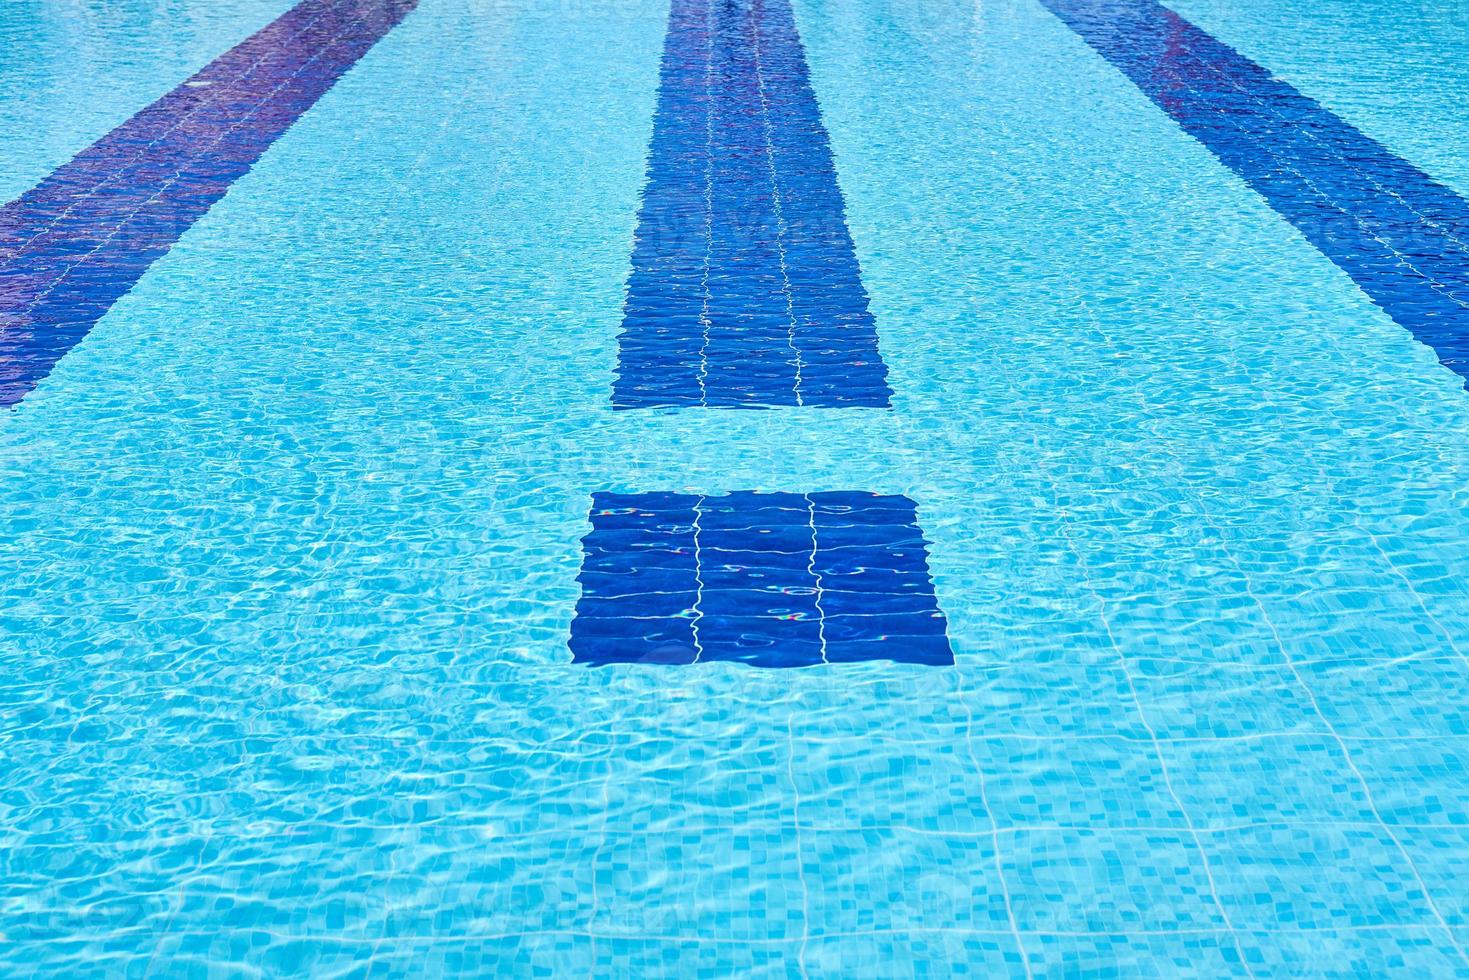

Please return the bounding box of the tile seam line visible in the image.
[792,729,1469,746]
[690,495,708,663]
[795,820,1469,837]
[786,707,813,978]
[751,0,807,405]
[803,493,830,664]
[956,666,1034,974]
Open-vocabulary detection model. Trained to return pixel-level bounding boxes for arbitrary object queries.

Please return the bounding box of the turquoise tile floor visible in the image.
[4,0,1469,974]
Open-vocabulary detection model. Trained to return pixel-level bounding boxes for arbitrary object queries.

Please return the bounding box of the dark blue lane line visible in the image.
[570,491,953,668]
[1039,0,1469,382]
[614,0,892,409]
[0,0,418,408]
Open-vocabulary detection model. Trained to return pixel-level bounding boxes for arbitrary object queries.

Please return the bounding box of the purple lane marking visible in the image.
[0,0,418,408]
[1041,0,1469,385]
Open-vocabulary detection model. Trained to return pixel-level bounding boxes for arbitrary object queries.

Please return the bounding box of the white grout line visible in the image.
[957,669,1034,975]
[690,495,708,663]
[804,494,830,665]
[786,706,813,979]
[751,0,806,406]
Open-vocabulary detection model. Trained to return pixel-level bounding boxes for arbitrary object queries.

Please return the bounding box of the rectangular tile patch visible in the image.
[1040,0,1469,383]
[613,0,892,409]
[571,491,952,667]
[0,0,418,408]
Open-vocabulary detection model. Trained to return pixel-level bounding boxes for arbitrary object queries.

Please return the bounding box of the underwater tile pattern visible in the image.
[0,0,416,407]
[612,0,891,409]
[1040,0,1469,383]
[570,491,951,667]
[8,0,1469,973]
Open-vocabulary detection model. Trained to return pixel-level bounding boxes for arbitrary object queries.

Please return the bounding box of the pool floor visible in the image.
[5,0,1469,975]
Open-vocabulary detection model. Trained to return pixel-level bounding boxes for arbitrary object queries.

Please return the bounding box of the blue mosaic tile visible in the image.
[612,0,891,409]
[1002,828,1228,934]
[800,829,1014,934]
[367,936,805,978]
[1296,657,1469,738]
[1027,931,1245,978]
[967,661,1152,740]
[803,933,1022,976]
[569,491,951,667]
[593,826,805,939]
[1397,828,1469,928]
[1155,734,1378,828]
[791,736,993,832]
[1041,0,1469,385]
[975,736,1188,830]
[601,740,792,826]
[1206,824,1437,931]
[1127,660,1324,740]
[1235,927,1468,978]
[1348,738,1469,827]
[0,0,418,407]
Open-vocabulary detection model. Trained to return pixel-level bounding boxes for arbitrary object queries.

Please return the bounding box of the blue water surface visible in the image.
[0,0,294,203]
[5,0,1469,974]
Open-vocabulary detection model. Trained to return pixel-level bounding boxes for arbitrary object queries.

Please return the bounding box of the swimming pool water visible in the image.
[5,0,1469,974]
